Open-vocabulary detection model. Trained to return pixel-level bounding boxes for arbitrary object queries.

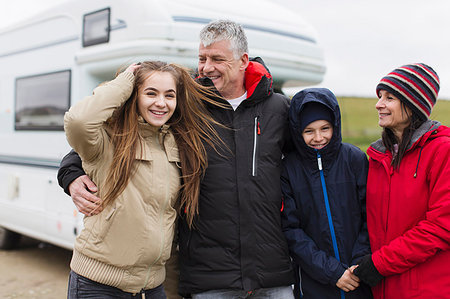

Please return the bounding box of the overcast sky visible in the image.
[277,0,450,99]
[1,0,449,99]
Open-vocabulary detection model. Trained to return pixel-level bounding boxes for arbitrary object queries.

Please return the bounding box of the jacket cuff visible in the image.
[371,251,385,275]
[119,70,135,84]
[331,264,347,285]
[57,150,85,195]
[59,167,86,195]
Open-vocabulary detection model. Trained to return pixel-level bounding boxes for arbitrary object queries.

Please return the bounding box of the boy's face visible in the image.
[302,119,333,150]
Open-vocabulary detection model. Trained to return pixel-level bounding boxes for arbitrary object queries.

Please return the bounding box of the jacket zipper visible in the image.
[142,133,170,293]
[316,151,345,299]
[252,116,260,176]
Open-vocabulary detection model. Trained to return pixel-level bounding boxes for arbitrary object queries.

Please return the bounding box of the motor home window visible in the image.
[82,8,110,47]
[15,70,71,131]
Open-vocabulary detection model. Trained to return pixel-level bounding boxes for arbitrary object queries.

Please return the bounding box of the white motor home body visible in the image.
[0,0,325,249]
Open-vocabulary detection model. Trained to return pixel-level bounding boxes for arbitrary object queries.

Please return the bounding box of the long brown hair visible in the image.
[102,61,226,227]
[381,102,425,169]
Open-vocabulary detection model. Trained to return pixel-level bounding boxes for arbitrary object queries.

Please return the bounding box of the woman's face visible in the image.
[137,71,177,127]
[376,90,411,135]
[302,119,333,150]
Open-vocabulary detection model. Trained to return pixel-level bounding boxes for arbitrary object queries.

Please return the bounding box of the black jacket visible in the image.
[58,149,85,195]
[178,57,294,295]
[281,88,372,298]
[58,57,295,296]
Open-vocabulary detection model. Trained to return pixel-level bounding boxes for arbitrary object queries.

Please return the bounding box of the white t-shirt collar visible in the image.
[227,91,248,111]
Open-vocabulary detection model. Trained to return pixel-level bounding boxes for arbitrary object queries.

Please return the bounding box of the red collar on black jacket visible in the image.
[196,58,273,100]
[245,60,273,98]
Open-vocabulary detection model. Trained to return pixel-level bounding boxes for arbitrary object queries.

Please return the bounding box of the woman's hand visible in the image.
[125,62,141,75]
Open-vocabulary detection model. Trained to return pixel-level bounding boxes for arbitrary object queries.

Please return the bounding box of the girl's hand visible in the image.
[125,62,141,75]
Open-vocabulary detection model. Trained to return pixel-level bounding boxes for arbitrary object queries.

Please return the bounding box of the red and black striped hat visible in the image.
[376,63,440,120]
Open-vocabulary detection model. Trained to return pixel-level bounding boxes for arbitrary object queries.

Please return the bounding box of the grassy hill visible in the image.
[338,97,450,152]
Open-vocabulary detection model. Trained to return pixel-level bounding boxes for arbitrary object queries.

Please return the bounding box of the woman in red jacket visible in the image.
[354,63,450,298]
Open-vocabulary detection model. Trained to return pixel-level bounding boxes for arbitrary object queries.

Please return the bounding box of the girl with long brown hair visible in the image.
[64,61,223,298]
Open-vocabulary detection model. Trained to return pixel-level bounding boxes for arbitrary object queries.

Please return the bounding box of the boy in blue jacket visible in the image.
[281,88,373,299]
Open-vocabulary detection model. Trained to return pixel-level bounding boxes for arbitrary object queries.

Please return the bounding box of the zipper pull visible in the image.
[257,120,261,135]
[317,151,323,171]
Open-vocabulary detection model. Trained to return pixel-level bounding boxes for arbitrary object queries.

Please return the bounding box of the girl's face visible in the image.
[375,90,411,137]
[137,71,177,127]
[302,119,333,150]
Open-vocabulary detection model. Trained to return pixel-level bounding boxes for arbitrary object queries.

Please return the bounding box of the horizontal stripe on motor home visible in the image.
[0,155,60,169]
[0,20,126,58]
[172,16,317,43]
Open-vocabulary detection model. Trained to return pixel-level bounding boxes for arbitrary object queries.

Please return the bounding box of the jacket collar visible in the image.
[370,120,441,155]
[136,117,179,163]
[243,57,272,102]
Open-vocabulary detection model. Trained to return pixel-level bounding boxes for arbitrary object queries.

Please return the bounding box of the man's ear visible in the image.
[240,53,249,70]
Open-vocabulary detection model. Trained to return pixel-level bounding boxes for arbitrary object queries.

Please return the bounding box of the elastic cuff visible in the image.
[331,264,347,285]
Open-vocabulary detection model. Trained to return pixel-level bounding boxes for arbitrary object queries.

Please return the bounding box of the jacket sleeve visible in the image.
[280,95,295,155]
[372,139,450,276]
[64,71,135,163]
[350,150,371,265]
[281,161,346,285]
[57,149,85,195]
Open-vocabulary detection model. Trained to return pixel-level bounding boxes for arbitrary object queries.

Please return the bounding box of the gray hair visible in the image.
[199,20,248,59]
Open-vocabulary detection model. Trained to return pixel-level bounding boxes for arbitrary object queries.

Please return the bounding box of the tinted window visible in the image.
[15,70,71,131]
[82,8,110,47]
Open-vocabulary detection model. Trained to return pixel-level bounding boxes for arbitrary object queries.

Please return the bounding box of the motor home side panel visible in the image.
[0,15,83,250]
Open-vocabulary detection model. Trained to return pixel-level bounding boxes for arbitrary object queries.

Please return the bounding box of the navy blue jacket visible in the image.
[281,88,372,299]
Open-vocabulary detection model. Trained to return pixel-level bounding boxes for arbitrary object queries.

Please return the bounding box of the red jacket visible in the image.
[366,121,450,299]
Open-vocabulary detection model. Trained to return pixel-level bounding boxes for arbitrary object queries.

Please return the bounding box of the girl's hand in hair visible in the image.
[125,62,141,75]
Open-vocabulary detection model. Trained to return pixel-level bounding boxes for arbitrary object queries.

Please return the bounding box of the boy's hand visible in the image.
[336,265,360,292]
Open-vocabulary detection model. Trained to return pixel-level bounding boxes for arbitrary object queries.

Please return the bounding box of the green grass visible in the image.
[337,97,450,153]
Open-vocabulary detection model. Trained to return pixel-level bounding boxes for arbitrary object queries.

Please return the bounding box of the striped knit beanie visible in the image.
[376,63,440,120]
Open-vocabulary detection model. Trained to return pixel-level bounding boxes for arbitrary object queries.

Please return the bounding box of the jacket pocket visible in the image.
[185,229,193,259]
[252,116,260,177]
[95,204,118,242]
[408,267,419,291]
[78,204,118,248]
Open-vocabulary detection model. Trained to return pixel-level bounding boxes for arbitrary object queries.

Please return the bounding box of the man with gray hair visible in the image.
[58,19,295,298]
[178,19,295,298]
[197,20,249,100]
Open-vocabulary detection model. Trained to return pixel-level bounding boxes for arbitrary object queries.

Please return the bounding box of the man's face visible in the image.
[198,39,248,99]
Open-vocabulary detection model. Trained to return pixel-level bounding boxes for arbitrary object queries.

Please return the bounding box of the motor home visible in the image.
[0,0,325,249]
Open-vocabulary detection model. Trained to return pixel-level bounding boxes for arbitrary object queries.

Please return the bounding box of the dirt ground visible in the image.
[0,237,71,299]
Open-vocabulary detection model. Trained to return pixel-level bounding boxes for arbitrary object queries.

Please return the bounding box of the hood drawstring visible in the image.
[413,146,424,178]
[159,125,170,146]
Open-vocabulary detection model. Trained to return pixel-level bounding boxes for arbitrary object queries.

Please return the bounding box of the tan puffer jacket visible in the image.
[64,71,181,293]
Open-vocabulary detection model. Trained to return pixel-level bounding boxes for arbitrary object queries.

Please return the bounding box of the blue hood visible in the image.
[289,88,342,162]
